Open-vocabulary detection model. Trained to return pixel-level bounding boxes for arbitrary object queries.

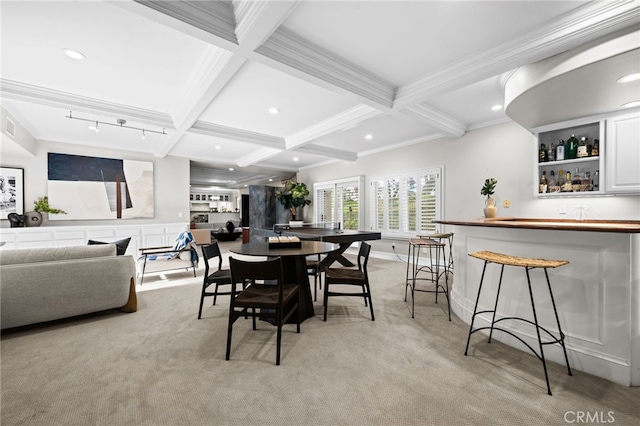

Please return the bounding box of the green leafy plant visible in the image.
[480,178,498,199]
[33,196,67,214]
[275,180,311,219]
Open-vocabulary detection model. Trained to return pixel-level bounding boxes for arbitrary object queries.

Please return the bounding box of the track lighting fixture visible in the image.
[66,112,167,137]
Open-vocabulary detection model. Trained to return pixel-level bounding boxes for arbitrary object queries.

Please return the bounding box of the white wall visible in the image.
[1,138,190,228]
[298,120,640,227]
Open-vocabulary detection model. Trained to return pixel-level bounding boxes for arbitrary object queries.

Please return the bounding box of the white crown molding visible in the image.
[190,121,286,149]
[285,104,383,149]
[0,79,174,128]
[134,0,237,45]
[256,27,395,109]
[394,0,640,109]
[401,103,466,139]
[233,0,300,49]
[236,147,283,167]
[297,144,357,162]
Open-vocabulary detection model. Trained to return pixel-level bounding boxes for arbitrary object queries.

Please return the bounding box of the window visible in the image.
[370,167,443,238]
[314,176,363,230]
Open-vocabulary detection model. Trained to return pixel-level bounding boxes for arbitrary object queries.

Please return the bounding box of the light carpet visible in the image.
[1,242,638,426]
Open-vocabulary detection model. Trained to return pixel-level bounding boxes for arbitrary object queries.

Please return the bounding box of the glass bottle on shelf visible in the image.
[583,171,592,191]
[548,170,559,193]
[558,169,565,190]
[547,142,556,162]
[591,139,599,156]
[556,139,566,161]
[567,134,579,159]
[539,143,548,162]
[539,171,548,193]
[563,170,573,192]
[593,170,600,191]
[577,137,589,158]
[572,168,582,192]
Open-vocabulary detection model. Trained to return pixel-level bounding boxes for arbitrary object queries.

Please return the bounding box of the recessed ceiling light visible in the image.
[617,73,640,84]
[621,100,640,109]
[293,157,299,162]
[228,167,234,171]
[491,104,503,111]
[268,178,273,182]
[365,134,373,140]
[215,146,221,150]
[269,107,280,114]
[244,184,248,187]
[63,48,86,60]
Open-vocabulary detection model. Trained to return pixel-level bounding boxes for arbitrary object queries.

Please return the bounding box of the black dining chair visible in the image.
[323,241,374,321]
[198,241,233,319]
[226,256,301,365]
[307,254,322,301]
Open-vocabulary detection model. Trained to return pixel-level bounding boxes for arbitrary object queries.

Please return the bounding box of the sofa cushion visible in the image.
[87,237,131,255]
[0,244,115,266]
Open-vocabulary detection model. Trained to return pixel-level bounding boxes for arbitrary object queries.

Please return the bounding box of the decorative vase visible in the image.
[483,197,498,219]
[24,211,43,227]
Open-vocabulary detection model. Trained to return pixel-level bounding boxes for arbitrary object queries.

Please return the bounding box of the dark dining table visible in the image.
[229,241,339,323]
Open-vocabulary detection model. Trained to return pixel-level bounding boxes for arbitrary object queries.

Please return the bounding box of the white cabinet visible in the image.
[605,111,640,194]
[533,118,604,197]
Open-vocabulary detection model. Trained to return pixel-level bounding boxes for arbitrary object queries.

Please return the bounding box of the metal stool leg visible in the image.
[526,267,552,396]
[465,260,489,355]
[488,265,505,343]
[544,268,573,376]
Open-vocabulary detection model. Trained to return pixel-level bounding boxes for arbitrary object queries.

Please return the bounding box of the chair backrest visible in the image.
[202,241,223,273]
[357,242,372,275]
[226,221,235,234]
[229,256,285,300]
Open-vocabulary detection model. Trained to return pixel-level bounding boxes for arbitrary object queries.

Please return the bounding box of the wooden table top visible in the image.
[230,241,339,257]
[436,218,640,233]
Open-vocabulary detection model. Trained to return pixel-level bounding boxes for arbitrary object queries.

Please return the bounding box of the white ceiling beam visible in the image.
[400,103,466,139]
[297,144,357,162]
[394,0,640,110]
[285,104,382,150]
[190,121,285,149]
[0,79,173,128]
[233,0,301,49]
[236,147,283,168]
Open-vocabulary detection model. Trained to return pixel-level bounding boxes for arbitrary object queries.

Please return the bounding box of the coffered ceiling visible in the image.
[1,1,639,188]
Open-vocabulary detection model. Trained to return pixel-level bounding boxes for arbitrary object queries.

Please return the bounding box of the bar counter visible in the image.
[436,218,639,387]
[437,217,640,233]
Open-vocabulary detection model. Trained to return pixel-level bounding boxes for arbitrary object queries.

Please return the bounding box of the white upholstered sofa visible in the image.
[0,244,137,330]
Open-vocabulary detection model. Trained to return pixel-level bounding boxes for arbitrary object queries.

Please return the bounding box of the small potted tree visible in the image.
[275,180,311,226]
[24,196,67,226]
[481,178,498,218]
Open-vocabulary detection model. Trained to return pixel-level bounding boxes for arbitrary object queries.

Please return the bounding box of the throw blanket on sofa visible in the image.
[146,231,199,265]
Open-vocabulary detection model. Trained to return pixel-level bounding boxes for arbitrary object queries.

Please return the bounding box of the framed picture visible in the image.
[0,167,24,219]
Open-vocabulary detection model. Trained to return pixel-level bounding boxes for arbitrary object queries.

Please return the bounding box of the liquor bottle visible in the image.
[577,137,589,158]
[556,139,566,161]
[572,168,582,191]
[583,171,592,191]
[547,143,556,162]
[548,170,558,193]
[591,139,599,156]
[539,143,548,162]
[558,169,565,190]
[539,171,548,193]
[567,134,578,159]
[593,170,600,191]
[563,170,573,192]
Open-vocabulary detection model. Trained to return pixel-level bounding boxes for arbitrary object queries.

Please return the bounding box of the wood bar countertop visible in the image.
[436,218,640,233]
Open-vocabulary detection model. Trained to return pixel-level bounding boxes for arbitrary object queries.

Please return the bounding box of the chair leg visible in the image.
[323,276,329,321]
[225,311,234,361]
[198,283,207,319]
[213,283,219,305]
[366,281,375,321]
[465,260,488,356]
[525,267,552,396]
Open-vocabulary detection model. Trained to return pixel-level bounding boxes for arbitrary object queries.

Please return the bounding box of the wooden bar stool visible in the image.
[417,232,454,272]
[464,250,572,395]
[405,238,451,320]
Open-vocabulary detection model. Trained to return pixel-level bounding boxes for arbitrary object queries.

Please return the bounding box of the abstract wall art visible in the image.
[47,153,154,220]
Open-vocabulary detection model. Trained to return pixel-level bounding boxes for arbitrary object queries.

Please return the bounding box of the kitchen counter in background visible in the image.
[436,218,639,387]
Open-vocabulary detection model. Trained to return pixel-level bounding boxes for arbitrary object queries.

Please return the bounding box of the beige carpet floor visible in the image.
[2,241,638,426]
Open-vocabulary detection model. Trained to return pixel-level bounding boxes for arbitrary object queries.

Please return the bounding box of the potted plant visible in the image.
[480,178,498,218]
[24,196,67,227]
[275,180,311,224]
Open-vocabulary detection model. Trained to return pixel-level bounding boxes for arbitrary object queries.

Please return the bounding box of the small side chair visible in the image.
[198,241,232,319]
[323,241,374,321]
